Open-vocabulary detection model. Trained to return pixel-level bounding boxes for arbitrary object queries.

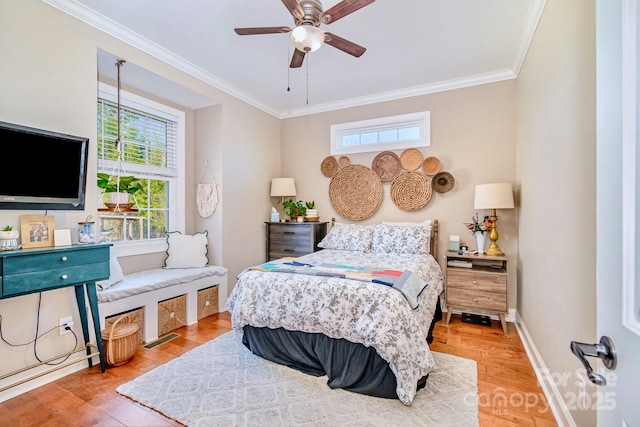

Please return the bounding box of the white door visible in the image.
[595,0,640,425]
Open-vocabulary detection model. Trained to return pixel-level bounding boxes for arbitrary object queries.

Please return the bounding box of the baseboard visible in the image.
[515,313,576,427]
[0,354,100,403]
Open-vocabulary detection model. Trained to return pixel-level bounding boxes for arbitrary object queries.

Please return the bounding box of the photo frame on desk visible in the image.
[20,215,55,249]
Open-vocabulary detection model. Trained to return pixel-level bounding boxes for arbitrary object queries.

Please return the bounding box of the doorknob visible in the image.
[570,336,617,385]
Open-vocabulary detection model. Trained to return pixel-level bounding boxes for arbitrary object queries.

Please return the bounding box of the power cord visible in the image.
[0,293,79,365]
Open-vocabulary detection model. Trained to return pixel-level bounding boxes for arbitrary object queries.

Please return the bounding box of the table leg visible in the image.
[85,283,106,372]
[74,285,93,368]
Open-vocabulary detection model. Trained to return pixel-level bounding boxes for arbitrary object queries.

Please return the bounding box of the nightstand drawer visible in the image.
[268,224,313,239]
[447,270,506,293]
[265,222,328,261]
[447,288,507,312]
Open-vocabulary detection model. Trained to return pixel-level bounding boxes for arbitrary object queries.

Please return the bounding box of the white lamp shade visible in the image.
[290,25,325,53]
[270,178,297,197]
[474,183,515,210]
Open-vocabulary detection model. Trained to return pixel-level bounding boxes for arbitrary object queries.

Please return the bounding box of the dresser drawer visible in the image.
[268,224,313,239]
[266,222,327,261]
[3,246,110,275]
[447,270,506,293]
[3,262,110,297]
[447,288,507,313]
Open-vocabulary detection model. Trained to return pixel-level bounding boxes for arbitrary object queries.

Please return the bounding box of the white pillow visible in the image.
[371,224,431,254]
[164,231,209,269]
[382,219,432,228]
[96,247,124,291]
[318,223,373,253]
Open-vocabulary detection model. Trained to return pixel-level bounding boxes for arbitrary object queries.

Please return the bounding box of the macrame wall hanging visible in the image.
[197,160,219,218]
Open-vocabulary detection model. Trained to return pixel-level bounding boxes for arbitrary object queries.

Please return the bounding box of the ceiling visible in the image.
[44,0,545,118]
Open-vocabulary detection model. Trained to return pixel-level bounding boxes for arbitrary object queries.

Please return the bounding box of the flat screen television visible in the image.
[0,121,89,211]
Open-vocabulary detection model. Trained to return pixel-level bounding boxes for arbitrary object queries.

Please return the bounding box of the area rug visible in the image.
[117,331,478,426]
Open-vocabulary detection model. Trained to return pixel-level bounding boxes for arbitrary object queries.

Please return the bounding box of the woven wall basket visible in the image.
[329,164,383,221]
[321,156,339,177]
[399,148,423,171]
[372,151,401,182]
[391,171,433,212]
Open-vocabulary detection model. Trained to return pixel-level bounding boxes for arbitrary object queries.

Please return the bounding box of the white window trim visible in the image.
[97,82,185,256]
[330,111,431,155]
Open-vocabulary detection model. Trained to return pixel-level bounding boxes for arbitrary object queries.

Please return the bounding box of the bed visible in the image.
[225,219,444,405]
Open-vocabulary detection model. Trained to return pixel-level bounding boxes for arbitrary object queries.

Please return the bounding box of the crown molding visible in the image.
[41,0,542,119]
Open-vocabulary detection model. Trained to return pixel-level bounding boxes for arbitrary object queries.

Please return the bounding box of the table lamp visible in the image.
[474,183,515,256]
[270,178,296,222]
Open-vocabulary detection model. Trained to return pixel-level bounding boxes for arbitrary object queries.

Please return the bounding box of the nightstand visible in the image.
[265,222,328,261]
[445,252,509,333]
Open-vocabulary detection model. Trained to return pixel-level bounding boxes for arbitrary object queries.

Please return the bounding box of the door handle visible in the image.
[570,336,617,385]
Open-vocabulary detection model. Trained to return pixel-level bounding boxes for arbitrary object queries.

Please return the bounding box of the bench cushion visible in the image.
[97,266,227,303]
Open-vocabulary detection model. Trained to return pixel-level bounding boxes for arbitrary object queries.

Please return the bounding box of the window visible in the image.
[331,111,430,155]
[97,82,185,256]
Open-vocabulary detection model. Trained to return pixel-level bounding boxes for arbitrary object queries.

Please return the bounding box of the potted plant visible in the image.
[305,201,318,220]
[97,173,144,205]
[0,225,18,240]
[282,199,307,222]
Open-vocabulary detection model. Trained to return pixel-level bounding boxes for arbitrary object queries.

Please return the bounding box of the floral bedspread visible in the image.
[225,249,444,405]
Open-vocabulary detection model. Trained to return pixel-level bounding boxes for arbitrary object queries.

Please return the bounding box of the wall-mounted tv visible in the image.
[0,121,89,211]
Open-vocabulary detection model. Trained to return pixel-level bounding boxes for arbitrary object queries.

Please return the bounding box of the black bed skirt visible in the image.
[241,297,442,400]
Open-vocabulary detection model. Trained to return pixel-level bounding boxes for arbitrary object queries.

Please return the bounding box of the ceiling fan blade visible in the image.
[324,32,366,57]
[281,0,304,20]
[320,0,375,24]
[290,49,306,68]
[234,26,291,35]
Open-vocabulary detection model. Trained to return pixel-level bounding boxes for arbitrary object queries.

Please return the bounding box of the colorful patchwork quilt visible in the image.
[247,257,428,309]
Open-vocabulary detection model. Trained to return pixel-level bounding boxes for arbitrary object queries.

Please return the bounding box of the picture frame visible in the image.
[20,215,55,249]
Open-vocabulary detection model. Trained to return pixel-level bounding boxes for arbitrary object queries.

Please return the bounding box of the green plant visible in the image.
[305,201,315,209]
[282,199,307,218]
[1,225,12,231]
[97,173,144,194]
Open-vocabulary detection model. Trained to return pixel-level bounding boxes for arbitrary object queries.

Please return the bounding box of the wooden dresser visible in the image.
[444,252,509,333]
[265,221,328,261]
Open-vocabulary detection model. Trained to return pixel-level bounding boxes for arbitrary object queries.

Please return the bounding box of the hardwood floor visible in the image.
[0,312,557,427]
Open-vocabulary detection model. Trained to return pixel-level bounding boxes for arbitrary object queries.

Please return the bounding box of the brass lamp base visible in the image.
[485,208,505,257]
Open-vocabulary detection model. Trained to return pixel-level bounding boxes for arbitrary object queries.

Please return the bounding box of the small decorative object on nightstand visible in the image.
[445,252,509,333]
[265,221,327,261]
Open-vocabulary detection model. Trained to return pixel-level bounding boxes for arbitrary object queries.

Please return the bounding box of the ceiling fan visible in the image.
[234,0,375,68]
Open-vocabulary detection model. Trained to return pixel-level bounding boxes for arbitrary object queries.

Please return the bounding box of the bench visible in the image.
[97,266,228,344]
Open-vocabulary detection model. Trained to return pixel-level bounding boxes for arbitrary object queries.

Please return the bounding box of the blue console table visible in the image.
[0,243,111,386]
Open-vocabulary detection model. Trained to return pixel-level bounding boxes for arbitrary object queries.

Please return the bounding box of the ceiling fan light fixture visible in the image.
[290,25,324,53]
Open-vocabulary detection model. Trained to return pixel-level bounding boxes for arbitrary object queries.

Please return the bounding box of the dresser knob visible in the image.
[472,280,477,284]
[473,298,478,302]
[61,256,68,262]
[61,274,68,280]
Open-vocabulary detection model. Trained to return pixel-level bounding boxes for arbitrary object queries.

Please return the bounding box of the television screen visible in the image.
[0,121,89,210]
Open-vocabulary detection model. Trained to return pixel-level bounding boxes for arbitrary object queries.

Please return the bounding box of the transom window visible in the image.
[331,111,430,155]
[97,82,185,255]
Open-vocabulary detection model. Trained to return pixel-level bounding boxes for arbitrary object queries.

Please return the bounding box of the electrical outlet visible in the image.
[59,316,73,336]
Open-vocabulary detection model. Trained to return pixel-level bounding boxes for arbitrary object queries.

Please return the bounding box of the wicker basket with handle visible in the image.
[101,314,139,367]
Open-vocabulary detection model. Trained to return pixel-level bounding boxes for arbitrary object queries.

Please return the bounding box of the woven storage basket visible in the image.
[101,315,139,367]
[197,286,219,320]
[399,148,423,171]
[105,307,144,344]
[391,171,433,212]
[329,164,383,221]
[158,294,187,336]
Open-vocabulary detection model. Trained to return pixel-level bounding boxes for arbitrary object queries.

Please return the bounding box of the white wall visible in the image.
[281,81,519,305]
[0,0,279,399]
[516,0,597,425]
